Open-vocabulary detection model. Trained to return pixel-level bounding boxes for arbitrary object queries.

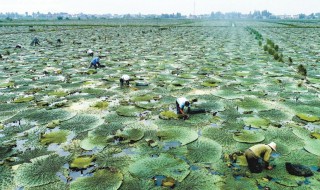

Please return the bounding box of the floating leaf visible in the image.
[187,137,222,163]
[70,156,94,169]
[0,166,14,190]
[222,177,258,190]
[131,94,155,102]
[258,109,289,122]
[176,169,223,190]
[128,154,190,182]
[70,169,123,190]
[304,139,320,156]
[243,117,270,129]
[92,101,109,109]
[236,97,267,111]
[296,113,320,122]
[159,111,178,120]
[202,127,235,150]
[96,148,132,170]
[40,130,69,145]
[116,128,144,142]
[13,96,34,103]
[15,154,67,188]
[233,131,265,143]
[116,106,143,117]
[157,126,198,145]
[59,114,103,133]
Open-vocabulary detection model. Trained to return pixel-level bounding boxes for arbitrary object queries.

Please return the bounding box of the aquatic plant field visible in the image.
[0,19,320,189]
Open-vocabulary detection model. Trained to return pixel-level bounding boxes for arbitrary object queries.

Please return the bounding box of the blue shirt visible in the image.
[91,57,100,65]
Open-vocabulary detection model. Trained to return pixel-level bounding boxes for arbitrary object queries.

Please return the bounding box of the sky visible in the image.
[1,0,319,15]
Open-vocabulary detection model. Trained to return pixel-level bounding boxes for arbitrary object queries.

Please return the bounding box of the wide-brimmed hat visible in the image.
[268,142,277,151]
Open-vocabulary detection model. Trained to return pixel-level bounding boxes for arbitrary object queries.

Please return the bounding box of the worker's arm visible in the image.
[263,148,272,169]
[179,108,185,115]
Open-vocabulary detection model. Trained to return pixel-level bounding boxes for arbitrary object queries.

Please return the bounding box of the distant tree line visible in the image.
[1,11,320,20]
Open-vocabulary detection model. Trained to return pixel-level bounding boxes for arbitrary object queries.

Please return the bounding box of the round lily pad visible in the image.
[116,106,143,117]
[243,117,270,129]
[70,169,123,190]
[157,126,198,145]
[128,154,190,182]
[304,139,320,156]
[233,130,265,143]
[187,137,222,163]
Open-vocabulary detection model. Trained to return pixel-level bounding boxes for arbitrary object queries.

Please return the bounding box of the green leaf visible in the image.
[157,126,198,145]
[116,106,143,117]
[128,154,190,182]
[159,111,179,120]
[15,154,67,188]
[70,169,123,190]
[0,166,14,190]
[176,169,223,190]
[233,131,265,143]
[59,114,103,133]
[187,137,222,163]
[243,117,270,129]
[304,139,320,156]
[40,130,69,145]
[70,156,94,169]
[296,113,320,122]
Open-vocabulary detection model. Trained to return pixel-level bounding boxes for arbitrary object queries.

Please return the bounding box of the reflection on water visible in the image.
[48,143,70,156]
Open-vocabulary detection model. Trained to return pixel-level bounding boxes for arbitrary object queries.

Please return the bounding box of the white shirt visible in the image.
[177,97,189,108]
[87,49,93,54]
[121,74,130,81]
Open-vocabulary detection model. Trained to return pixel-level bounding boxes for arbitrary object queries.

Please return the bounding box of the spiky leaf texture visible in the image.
[70,169,123,190]
[243,117,270,129]
[233,130,265,143]
[176,169,223,190]
[15,154,67,188]
[136,143,188,158]
[128,154,190,182]
[263,128,304,155]
[156,126,198,145]
[116,106,143,117]
[119,174,153,190]
[0,166,14,190]
[222,177,259,190]
[116,128,144,142]
[187,137,222,163]
[59,114,103,132]
[16,147,51,164]
[258,109,289,122]
[202,127,235,151]
[236,97,267,111]
[96,148,132,170]
[25,181,69,190]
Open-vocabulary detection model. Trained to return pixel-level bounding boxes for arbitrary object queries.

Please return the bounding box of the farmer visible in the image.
[120,74,130,87]
[87,49,94,56]
[15,44,22,49]
[30,37,40,46]
[176,97,191,119]
[89,56,101,69]
[245,142,277,173]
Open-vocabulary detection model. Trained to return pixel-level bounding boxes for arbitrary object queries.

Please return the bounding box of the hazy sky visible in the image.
[1,0,319,15]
